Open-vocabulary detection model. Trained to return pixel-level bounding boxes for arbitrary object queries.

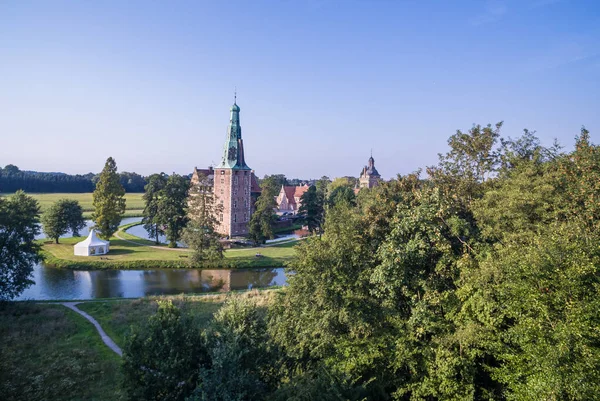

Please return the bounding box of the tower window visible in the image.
[220,178,224,184]
[234,176,238,185]
[234,214,237,223]
[233,200,237,208]
[220,214,223,221]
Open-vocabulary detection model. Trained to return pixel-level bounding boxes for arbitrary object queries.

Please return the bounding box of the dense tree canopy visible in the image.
[156,174,189,248]
[0,165,147,193]
[248,175,279,245]
[0,191,41,300]
[142,173,168,244]
[41,199,85,243]
[92,157,126,239]
[122,125,600,401]
[183,173,223,264]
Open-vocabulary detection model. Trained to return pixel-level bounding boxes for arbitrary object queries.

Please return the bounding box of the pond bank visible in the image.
[39,222,297,270]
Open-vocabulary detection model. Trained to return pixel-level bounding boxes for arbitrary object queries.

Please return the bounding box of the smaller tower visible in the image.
[359,154,381,189]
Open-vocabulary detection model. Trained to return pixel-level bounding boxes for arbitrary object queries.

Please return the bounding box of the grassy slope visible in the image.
[0,303,124,401]
[1,193,145,217]
[40,232,297,269]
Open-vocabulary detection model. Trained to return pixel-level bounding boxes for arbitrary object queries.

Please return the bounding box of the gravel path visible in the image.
[61,302,123,357]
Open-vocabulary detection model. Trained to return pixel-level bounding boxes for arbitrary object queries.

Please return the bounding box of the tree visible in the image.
[188,297,280,401]
[157,174,189,248]
[183,173,223,264]
[327,185,356,207]
[142,173,167,244]
[92,157,126,239]
[0,191,41,300]
[297,185,324,234]
[248,176,279,245]
[122,300,208,401]
[41,199,85,243]
[315,175,330,197]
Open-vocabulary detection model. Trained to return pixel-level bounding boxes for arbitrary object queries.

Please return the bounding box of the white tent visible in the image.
[74,229,110,256]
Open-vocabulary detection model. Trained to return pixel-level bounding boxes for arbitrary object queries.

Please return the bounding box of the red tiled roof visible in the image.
[294,185,309,198]
[251,173,261,193]
[283,186,296,201]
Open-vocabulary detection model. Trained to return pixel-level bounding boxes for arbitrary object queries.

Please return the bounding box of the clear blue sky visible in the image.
[1,0,598,179]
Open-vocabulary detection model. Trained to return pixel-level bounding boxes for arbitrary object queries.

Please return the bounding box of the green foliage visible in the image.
[41,198,85,243]
[183,174,224,264]
[188,297,280,401]
[157,174,190,247]
[327,185,356,207]
[248,176,279,245]
[122,300,208,401]
[92,157,126,239]
[142,173,168,244]
[297,185,324,234]
[0,190,41,300]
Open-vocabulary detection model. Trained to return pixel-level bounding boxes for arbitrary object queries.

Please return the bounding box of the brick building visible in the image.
[191,99,260,237]
[275,184,309,214]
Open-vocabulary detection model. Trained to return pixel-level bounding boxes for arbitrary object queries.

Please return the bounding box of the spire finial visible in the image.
[234,87,237,104]
[371,148,372,158]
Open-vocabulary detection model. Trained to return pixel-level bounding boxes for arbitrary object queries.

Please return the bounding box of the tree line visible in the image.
[0,164,147,193]
[121,123,600,400]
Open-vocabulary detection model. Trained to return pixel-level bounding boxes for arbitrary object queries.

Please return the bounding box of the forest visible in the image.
[0,164,147,193]
[121,123,600,401]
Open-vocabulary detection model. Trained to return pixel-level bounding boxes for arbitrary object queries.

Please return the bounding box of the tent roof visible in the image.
[75,229,109,247]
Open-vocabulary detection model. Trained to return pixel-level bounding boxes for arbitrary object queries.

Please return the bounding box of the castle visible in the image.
[358,154,381,189]
[191,98,260,237]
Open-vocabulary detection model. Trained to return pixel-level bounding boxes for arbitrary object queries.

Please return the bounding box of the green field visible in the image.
[40,226,297,269]
[0,303,124,401]
[1,192,145,218]
[1,291,275,401]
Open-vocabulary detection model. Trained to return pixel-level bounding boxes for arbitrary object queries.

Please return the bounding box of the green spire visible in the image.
[218,96,250,170]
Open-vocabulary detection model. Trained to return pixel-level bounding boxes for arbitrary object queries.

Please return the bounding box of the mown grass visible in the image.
[2,192,145,218]
[40,230,297,269]
[77,290,278,348]
[0,302,124,401]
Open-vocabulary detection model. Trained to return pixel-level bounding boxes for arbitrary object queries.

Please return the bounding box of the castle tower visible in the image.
[213,98,253,237]
[358,153,381,189]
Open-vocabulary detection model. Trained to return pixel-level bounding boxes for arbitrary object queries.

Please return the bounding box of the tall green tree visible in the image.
[0,191,41,300]
[297,185,324,234]
[183,173,223,264]
[157,174,189,248]
[41,199,85,243]
[92,157,126,239]
[248,176,279,245]
[142,173,167,244]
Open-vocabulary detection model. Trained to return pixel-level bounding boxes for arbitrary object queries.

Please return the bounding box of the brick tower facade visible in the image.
[213,98,253,237]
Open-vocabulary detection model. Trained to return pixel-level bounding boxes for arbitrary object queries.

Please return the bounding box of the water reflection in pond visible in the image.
[17,263,287,300]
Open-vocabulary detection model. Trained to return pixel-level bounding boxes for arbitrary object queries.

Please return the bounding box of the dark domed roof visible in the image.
[230,103,240,112]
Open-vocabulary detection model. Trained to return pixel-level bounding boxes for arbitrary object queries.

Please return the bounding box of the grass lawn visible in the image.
[76,291,277,348]
[40,229,297,269]
[0,303,124,401]
[1,192,145,218]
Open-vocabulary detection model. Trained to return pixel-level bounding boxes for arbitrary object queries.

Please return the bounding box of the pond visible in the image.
[23,216,289,300]
[35,217,143,241]
[16,264,287,300]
